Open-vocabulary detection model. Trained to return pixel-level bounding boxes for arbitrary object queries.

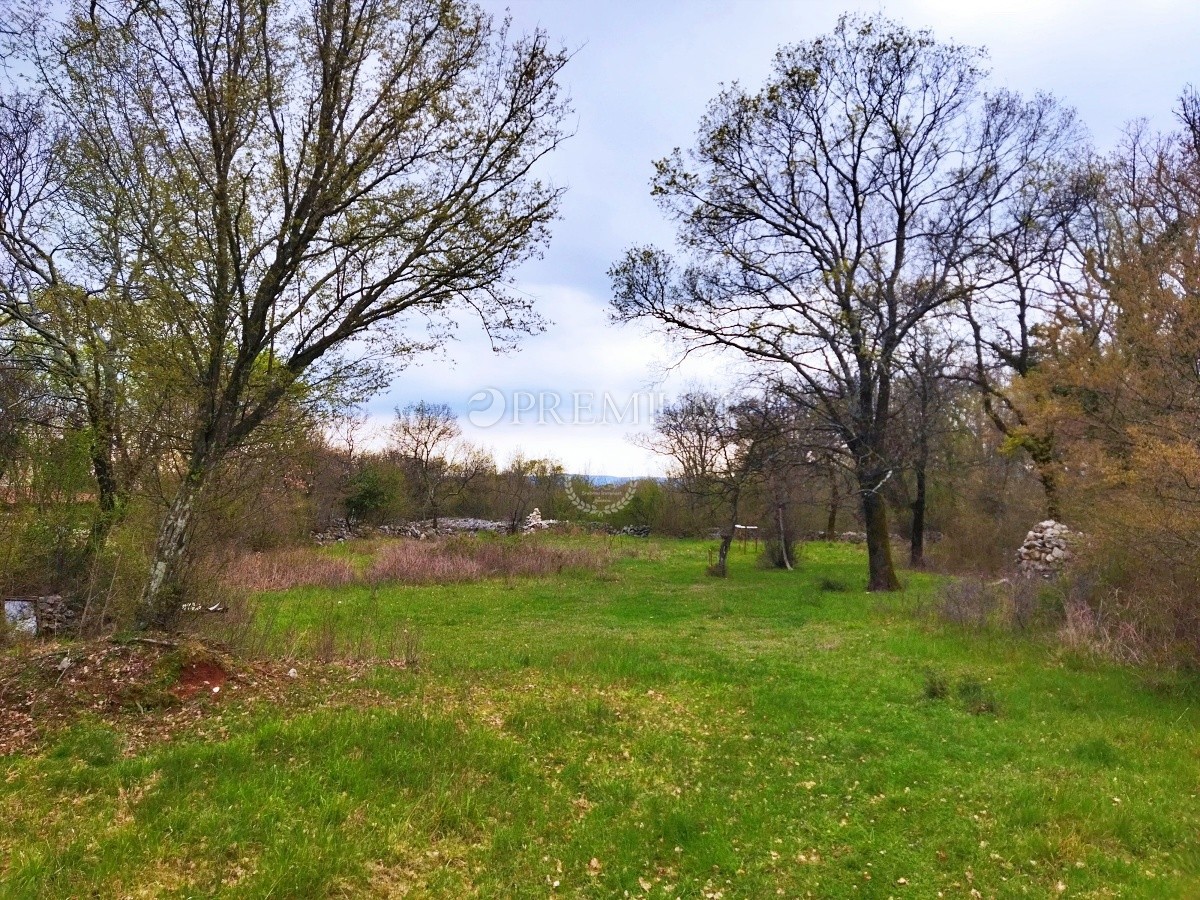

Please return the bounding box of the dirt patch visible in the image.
[0,637,417,758]
[173,659,228,700]
[0,638,287,756]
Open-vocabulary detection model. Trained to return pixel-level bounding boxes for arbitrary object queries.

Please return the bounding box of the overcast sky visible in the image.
[368,0,1200,476]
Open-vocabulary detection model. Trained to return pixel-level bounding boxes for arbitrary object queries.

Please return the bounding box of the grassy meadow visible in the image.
[2,538,1198,898]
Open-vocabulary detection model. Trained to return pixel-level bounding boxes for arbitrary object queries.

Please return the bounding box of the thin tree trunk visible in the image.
[87,442,120,552]
[713,490,741,576]
[825,468,839,541]
[777,503,793,571]
[85,382,123,553]
[909,461,926,568]
[715,529,733,575]
[861,479,901,591]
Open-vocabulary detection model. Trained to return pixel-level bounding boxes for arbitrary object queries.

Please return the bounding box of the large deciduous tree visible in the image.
[610,14,1080,590]
[3,0,568,623]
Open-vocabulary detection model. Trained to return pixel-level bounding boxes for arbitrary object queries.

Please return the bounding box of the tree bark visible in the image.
[909,462,927,568]
[140,464,207,628]
[776,503,793,571]
[825,468,839,541]
[87,437,120,552]
[715,529,733,576]
[713,488,742,576]
[860,478,901,591]
[1032,456,1062,521]
[84,371,125,553]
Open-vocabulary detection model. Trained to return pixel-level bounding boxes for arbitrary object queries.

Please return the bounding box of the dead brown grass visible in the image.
[222,548,357,592]
[367,537,606,584]
[222,536,607,594]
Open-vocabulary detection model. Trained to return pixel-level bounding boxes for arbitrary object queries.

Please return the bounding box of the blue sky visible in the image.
[368,0,1200,475]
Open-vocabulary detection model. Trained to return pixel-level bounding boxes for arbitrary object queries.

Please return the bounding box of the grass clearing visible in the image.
[2,538,1198,897]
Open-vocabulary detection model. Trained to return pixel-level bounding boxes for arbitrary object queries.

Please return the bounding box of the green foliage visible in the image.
[344,464,404,525]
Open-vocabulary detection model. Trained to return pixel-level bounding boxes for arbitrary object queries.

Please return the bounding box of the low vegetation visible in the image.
[221,536,611,594]
[2,539,1197,897]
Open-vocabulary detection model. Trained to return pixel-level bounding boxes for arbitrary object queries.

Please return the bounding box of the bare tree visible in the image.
[644,391,765,575]
[389,402,490,526]
[4,0,568,623]
[960,143,1098,521]
[610,14,1080,590]
[0,89,164,549]
[494,452,563,534]
[891,325,964,567]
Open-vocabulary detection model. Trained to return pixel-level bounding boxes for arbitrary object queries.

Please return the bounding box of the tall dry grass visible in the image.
[222,536,607,593]
[222,548,358,592]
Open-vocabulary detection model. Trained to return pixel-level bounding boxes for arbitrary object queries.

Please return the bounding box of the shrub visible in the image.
[932,577,1002,630]
[223,548,357,593]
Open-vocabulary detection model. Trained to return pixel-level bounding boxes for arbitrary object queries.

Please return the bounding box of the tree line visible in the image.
[610,14,1200,616]
[2,6,1198,657]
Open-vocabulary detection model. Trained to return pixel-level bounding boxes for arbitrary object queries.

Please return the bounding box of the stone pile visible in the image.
[1016,520,1077,578]
[314,518,514,543]
[314,516,647,542]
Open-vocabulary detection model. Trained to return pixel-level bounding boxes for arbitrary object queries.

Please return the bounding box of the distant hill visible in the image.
[567,474,664,485]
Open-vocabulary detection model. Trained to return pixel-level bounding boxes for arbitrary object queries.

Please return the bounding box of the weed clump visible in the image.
[818,576,849,593]
[929,575,1059,632]
[922,669,949,700]
[956,676,999,715]
[920,669,998,714]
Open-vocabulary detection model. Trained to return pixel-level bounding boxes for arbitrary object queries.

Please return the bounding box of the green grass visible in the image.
[2,539,1199,898]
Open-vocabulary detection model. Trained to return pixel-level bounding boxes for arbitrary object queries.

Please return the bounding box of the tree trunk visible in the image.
[825,468,839,541]
[87,436,120,552]
[714,529,733,576]
[85,382,123,553]
[861,482,901,591]
[712,490,742,576]
[909,461,927,568]
[776,503,793,571]
[1033,457,1062,521]
[140,469,205,628]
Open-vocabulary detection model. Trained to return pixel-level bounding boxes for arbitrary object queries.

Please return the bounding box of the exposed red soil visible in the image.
[173,659,228,700]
